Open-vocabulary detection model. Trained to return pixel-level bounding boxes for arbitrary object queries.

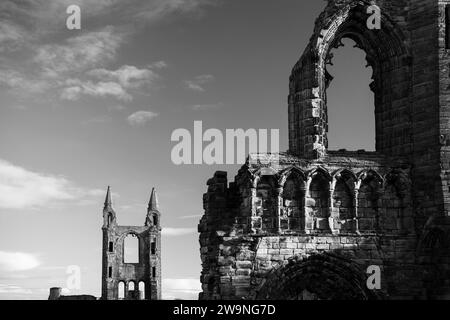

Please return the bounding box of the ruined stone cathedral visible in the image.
[199,0,450,300]
[101,187,162,300]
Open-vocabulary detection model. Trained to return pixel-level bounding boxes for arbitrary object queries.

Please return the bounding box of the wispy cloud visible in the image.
[35,26,122,78]
[184,74,215,92]
[0,21,28,52]
[0,158,103,210]
[0,252,40,272]
[61,80,132,102]
[0,284,34,299]
[127,111,159,126]
[191,102,223,111]
[163,278,201,300]
[88,65,160,89]
[162,228,197,236]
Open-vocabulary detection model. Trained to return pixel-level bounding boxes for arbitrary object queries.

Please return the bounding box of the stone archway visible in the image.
[256,252,379,300]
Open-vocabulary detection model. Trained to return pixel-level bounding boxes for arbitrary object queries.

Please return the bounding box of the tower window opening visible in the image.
[124,234,139,263]
[108,266,112,278]
[118,281,125,299]
[152,267,156,278]
[151,241,156,255]
[108,241,113,252]
[138,281,145,300]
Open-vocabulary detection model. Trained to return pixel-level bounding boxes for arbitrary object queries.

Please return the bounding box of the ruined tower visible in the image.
[199,0,450,299]
[101,187,162,300]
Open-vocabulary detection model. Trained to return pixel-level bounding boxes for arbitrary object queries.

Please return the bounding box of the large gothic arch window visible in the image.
[288,3,410,158]
[326,38,375,151]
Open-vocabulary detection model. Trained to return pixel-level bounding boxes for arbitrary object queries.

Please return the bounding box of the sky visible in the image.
[0,0,375,300]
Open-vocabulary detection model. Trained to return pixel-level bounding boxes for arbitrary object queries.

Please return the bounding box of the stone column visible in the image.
[354,190,359,234]
[328,187,334,232]
[276,187,283,233]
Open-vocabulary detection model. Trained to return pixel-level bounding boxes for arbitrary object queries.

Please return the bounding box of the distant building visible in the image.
[101,187,162,300]
[49,187,162,300]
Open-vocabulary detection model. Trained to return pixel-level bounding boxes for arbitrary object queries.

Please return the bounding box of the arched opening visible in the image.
[123,234,139,263]
[255,175,277,232]
[128,281,135,291]
[326,38,375,151]
[153,213,158,226]
[256,253,380,300]
[138,281,145,300]
[108,213,114,226]
[332,172,356,233]
[383,178,404,233]
[282,173,305,232]
[357,172,382,233]
[306,171,330,232]
[118,281,125,300]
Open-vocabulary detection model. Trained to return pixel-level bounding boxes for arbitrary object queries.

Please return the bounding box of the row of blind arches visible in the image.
[251,168,409,233]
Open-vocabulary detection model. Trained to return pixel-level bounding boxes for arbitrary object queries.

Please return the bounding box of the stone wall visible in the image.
[199,0,450,300]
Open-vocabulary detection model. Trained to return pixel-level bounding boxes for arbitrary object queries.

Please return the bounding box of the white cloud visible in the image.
[60,63,166,102]
[0,158,103,210]
[0,69,50,94]
[0,21,28,52]
[163,278,201,300]
[127,111,159,126]
[89,65,161,89]
[185,74,214,92]
[135,0,218,22]
[0,252,40,272]
[61,80,132,102]
[0,284,33,298]
[0,159,76,209]
[162,228,197,236]
[34,26,122,78]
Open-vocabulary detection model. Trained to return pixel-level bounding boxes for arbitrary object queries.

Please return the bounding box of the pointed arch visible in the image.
[138,281,145,300]
[118,281,125,300]
[255,174,278,232]
[357,170,383,233]
[289,1,411,158]
[332,169,356,233]
[279,166,307,187]
[281,168,306,232]
[382,170,411,233]
[306,168,331,232]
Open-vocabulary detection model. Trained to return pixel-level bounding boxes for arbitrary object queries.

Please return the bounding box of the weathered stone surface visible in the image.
[199,0,450,300]
[101,187,162,300]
